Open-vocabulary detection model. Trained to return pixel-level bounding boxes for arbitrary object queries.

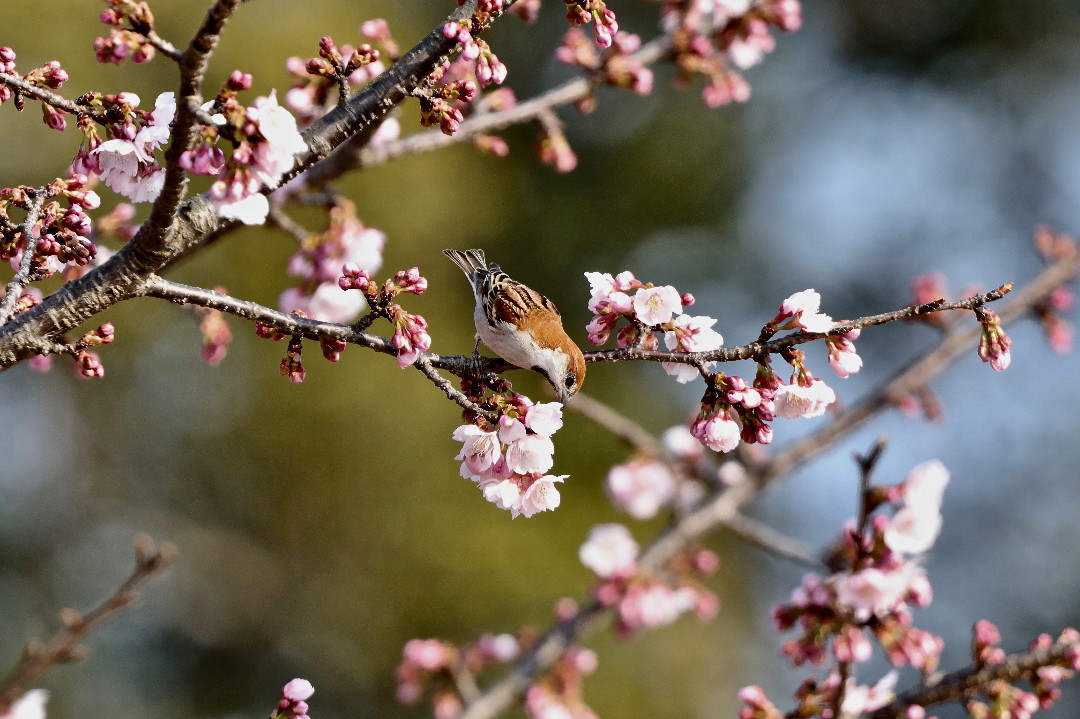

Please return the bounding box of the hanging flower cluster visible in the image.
[452,386,567,518]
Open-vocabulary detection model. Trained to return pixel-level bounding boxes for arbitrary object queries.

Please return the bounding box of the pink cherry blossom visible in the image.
[524,402,564,436]
[773,378,836,419]
[833,565,921,620]
[505,433,556,475]
[0,689,48,719]
[519,475,564,517]
[691,412,741,453]
[215,192,270,225]
[579,523,638,578]
[604,458,676,519]
[664,313,723,352]
[478,477,521,511]
[452,425,502,476]
[401,639,453,672]
[779,289,835,332]
[903,460,949,512]
[839,671,898,715]
[827,328,863,378]
[632,285,682,325]
[661,425,703,461]
[883,506,943,555]
[279,282,366,323]
[497,415,528,444]
[92,92,174,203]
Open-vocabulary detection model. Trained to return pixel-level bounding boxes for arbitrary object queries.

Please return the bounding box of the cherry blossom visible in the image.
[0,690,48,719]
[605,458,676,519]
[579,524,638,578]
[633,285,682,325]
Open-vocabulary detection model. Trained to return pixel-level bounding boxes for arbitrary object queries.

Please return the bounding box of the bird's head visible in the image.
[531,339,586,405]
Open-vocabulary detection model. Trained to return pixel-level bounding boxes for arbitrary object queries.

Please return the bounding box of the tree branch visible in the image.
[0,1,506,370]
[0,535,174,711]
[868,635,1080,718]
[452,254,1077,719]
[0,187,47,324]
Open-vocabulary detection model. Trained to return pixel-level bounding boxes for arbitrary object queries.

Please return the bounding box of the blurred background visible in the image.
[1,1,1079,717]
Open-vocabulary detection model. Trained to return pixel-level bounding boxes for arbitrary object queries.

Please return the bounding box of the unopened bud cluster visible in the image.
[95,0,156,64]
[339,263,431,369]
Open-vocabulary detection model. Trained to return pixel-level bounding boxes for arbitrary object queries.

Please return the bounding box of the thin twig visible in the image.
[868,634,1080,718]
[0,73,106,119]
[587,285,1014,367]
[454,256,1077,719]
[0,535,175,711]
[565,391,663,456]
[721,513,824,570]
[569,391,824,569]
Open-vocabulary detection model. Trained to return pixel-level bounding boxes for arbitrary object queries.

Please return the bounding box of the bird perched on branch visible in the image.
[444,249,586,404]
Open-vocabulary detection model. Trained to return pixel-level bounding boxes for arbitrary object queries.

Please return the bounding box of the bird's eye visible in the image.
[564,373,577,390]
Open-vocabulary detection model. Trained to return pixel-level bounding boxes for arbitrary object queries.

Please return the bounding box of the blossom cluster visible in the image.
[738,461,953,718]
[586,270,858,454]
[563,0,620,49]
[395,627,602,719]
[578,523,719,638]
[280,199,386,323]
[202,77,309,225]
[83,90,175,203]
[452,395,566,518]
[339,263,431,368]
[584,269,715,383]
[773,461,949,668]
[524,644,600,719]
[1032,225,1077,353]
[396,633,521,717]
[660,0,802,108]
[191,288,233,366]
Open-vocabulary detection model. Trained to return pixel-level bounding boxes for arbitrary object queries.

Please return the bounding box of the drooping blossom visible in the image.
[452,402,569,518]
[691,411,741,453]
[452,424,502,476]
[773,378,835,419]
[92,91,175,202]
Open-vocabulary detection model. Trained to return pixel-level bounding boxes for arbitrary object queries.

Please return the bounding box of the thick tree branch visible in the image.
[0,1,503,370]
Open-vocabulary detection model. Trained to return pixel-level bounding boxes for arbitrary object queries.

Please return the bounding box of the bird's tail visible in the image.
[443,249,489,277]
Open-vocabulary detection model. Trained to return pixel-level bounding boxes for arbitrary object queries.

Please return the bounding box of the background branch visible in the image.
[0,535,174,711]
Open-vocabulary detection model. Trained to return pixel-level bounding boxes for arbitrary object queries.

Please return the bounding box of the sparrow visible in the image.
[444,249,586,404]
